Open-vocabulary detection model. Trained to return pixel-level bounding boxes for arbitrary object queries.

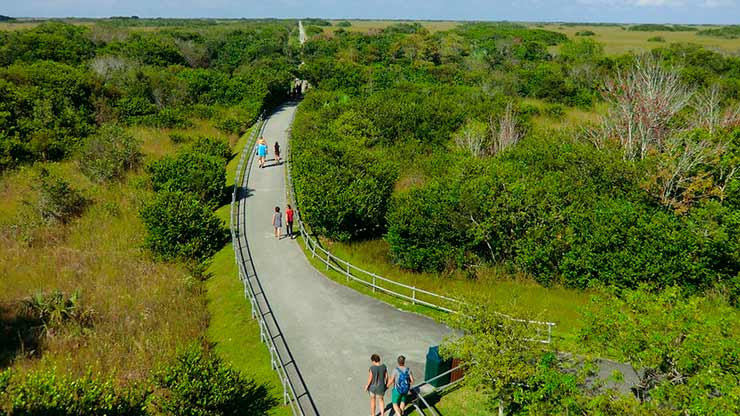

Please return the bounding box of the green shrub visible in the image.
[169,132,193,144]
[575,30,595,36]
[136,107,193,129]
[116,97,157,119]
[147,152,226,207]
[214,116,247,136]
[1,369,147,416]
[648,36,666,42]
[139,190,227,261]
[35,168,89,225]
[22,289,95,329]
[78,124,143,183]
[151,344,277,416]
[293,144,397,241]
[336,21,352,28]
[183,136,232,162]
[385,180,467,272]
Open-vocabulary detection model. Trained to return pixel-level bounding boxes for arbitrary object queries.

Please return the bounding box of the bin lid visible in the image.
[426,345,440,359]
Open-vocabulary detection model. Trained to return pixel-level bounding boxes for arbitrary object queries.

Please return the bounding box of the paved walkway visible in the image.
[243,103,451,415]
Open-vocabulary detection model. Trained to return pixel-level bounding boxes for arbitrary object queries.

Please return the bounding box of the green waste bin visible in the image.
[424,345,452,388]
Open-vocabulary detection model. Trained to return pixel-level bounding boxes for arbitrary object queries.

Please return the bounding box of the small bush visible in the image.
[183,136,232,162]
[544,104,566,119]
[1,369,147,416]
[78,124,143,183]
[214,116,246,136]
[151,344,278,416]
[336,21,352,28]
[23,289,96,330]
[169,132,193,144]
[35,168,89,224]
[137,108,193,129]
[575,30,595,36]
[140,190,227,261]
[147,152,226,206]
[648,36,666,42]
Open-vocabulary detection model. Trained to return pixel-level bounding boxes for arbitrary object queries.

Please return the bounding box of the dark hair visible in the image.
[397,355,406,366]
[287,204,292,209]
[371,354,380,363]
[274,206,280,212]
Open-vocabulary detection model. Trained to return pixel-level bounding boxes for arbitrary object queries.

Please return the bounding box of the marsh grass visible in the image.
[0,120,238,383]
[535,23,740,55]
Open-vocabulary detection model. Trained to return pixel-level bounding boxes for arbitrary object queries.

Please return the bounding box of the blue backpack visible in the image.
[396,368,410,395]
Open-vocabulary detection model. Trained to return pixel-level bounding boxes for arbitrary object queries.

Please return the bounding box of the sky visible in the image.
[2,0,739,24]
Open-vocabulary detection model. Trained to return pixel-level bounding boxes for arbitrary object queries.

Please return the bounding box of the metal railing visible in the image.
[373,364,467,416]
[230,114,319,416]
[283,112,555,344]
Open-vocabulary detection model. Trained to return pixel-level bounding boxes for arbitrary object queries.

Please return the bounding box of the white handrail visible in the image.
[284,104,556,344]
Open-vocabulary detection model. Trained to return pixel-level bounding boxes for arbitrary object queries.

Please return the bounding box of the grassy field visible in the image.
[0,117,289,416]
[327,20,460,33]
[0,150,206,382]
[538,24,740,55]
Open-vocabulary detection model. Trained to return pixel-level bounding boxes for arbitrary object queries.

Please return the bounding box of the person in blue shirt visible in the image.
[257,137,268,168]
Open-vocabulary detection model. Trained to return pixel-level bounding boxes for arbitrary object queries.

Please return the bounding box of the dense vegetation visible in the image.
[292,21,740,413]
[294,22,740,292]
[0,19,298,414]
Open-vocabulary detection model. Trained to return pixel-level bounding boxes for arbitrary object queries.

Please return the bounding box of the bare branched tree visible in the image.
[454,119,488,158]
[721,104,740,129]
[602,56,693,161]
[652,135,724,211]
[691,85,722,135]
[89,56,128,81]
[489,102,523,156]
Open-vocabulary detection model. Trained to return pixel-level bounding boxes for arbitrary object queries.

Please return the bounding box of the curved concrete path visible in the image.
[244,103,451,415]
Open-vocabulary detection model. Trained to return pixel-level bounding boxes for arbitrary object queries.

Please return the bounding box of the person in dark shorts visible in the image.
[274,141,281,165]
[387,355,414,415]
[285,204,295,238]
[365,354,388,416]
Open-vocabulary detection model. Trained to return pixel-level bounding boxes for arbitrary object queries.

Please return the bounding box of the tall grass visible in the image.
[0,120,236,382]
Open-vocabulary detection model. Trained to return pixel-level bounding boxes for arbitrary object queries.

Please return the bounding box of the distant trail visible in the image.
[299,20,306,45]
[241,103,451,415]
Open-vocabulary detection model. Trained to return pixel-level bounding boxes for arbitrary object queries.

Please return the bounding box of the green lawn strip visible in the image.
[205,239,292,416]
[204,127,292,416]
[294,234,449,322]
[411,385,490,416]
[314,238,591,351]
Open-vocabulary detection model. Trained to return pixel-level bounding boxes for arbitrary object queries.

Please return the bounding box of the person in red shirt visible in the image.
[285,204,295,238]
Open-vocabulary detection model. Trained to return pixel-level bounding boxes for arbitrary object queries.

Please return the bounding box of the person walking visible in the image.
[387,355,414,416]
[285,204,294,238]
[365,354,388,416]
[274,141,281,165]
[272,206,282,238]
[257,137,268,168]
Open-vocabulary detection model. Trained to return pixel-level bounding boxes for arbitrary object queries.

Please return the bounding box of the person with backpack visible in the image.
[364,354,388,416]
[387,355,414,415]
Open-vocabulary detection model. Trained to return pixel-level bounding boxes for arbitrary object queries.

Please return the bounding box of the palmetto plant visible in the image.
[22,290,95,335]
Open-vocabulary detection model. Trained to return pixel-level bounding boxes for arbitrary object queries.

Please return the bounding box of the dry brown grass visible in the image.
[0,123,222,381]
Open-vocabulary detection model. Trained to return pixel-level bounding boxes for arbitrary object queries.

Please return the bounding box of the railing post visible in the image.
[346,264,350,281]
[326,251,330,270]
[283,377,288,405]
[372,274,376,293]
[412,288,417,305]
